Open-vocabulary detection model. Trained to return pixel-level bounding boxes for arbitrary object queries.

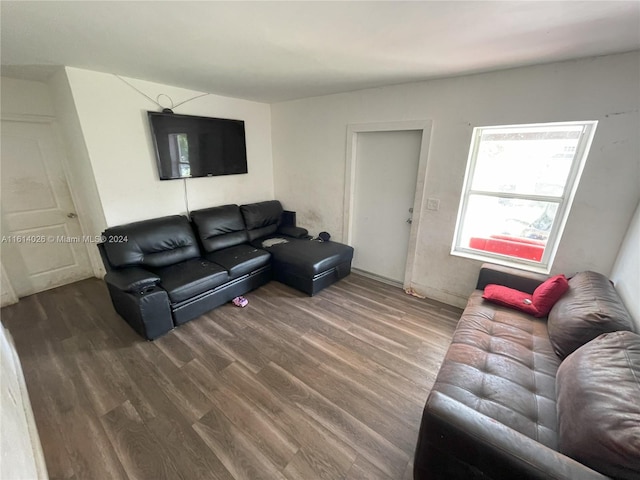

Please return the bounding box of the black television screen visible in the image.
[148,111,248,180]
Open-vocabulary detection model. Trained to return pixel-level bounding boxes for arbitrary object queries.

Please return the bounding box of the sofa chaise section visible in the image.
[266,239,354,296]
[241,200,354,295]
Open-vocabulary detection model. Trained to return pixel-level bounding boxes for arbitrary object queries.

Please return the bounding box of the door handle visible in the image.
[67,212,78,219]
[406,218,412,224]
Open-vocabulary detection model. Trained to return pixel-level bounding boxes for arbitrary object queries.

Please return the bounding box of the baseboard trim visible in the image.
[352,268,403,289]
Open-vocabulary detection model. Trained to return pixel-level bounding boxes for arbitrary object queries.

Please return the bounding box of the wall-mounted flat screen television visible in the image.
[148,111,248,180]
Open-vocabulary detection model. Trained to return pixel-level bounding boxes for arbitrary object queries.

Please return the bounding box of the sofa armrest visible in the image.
[277,225,309,238]
[105,267,160,293]
[415,392,608,480]
[476,263,548,294]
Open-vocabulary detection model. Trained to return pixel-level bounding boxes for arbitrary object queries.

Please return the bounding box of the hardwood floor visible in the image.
[1,274,461,480]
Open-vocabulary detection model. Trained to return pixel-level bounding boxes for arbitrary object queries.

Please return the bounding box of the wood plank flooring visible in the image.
[1,274,461,480]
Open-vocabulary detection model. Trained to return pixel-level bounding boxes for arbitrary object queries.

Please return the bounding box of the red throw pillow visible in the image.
[482,284,539,316]
[532,274,569,316]
[483,274,570,318]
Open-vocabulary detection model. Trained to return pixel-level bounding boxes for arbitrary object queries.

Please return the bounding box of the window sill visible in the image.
[450,248,551,275]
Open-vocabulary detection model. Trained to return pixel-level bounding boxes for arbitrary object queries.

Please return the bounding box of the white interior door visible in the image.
[1,119,93,297]
[351,130,422,283]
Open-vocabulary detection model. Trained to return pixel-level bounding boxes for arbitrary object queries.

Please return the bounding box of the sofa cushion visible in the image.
[532,274,569,316]
[151,258,229,303]
[556,331,640,480]
[190,204,249,253]
[103,215,200,268]
[431,290,562,449]
[241,200,283,242]
[482,285,538,316]
[548,271,634,359]
[482,275,569,318]
[205,244,271,279]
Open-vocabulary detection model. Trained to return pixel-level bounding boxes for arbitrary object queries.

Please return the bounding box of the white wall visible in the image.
[0,264,18,307]
[272,52,640,307]
[64,67,274,227]
[611,200,640,331]
[1,325,48,479]
[48,70,108,276]
[0,77,55,117]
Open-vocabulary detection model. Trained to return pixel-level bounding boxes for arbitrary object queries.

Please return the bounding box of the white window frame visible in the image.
[451,120,598,273]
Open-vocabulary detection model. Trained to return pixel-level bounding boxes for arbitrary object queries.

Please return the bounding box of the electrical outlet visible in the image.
[427,198,440,211]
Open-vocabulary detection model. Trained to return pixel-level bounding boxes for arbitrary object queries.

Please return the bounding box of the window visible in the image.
[168,133,191,177]
[452,121,597,272]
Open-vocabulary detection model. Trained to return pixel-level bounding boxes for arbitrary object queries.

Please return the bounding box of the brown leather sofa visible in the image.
[414,264,639,480]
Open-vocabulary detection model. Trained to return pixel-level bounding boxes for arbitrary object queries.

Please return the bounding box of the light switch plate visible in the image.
[427,198,440,211]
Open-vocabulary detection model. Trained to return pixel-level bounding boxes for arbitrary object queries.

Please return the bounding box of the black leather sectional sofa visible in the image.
[98,200,353,340]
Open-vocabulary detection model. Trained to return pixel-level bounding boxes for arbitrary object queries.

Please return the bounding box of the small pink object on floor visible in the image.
[232,296,248,307]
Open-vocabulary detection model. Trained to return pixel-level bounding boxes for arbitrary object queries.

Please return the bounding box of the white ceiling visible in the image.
[2,1,639,103]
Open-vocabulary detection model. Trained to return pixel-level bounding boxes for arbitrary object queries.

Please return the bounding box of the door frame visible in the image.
[343,120,432,289]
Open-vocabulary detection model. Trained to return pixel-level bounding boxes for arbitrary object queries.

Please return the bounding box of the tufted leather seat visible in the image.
[433,290,562,449]
[191,204,272,279]
[205,244,271,279]
[151,258,229,303]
